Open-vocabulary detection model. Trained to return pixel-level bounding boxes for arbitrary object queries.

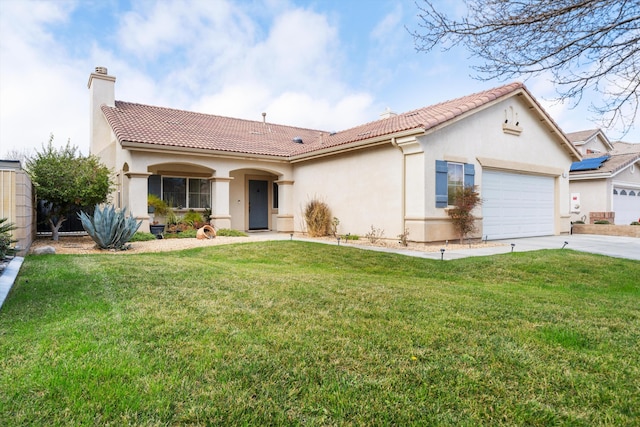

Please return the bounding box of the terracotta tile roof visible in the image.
[102,102,325,157]
[290,82,526,156]
[102,82,528,158]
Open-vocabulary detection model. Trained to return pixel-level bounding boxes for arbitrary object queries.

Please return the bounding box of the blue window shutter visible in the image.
[464,163,475,187]
[435,160,448,208]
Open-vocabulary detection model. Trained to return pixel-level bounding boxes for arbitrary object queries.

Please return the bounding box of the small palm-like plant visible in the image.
[78,205,141,250]
[0,217,17,259]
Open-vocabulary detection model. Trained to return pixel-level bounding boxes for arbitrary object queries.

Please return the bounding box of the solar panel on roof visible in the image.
[570,155,610,172]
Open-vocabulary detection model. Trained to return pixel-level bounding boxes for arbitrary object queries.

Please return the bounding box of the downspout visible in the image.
[390,137,406,238]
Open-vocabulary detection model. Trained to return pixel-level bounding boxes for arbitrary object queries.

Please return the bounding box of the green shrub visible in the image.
[217,228,248,237]
[342,233,359,241]
[0,218,17,260]
[164,229,198,239]
[129,232,157,242]
[182,210,205,228]
[572,220,585,224]
[147,194,169,216]
[166,209,179,226]
[631,221,640,226]
[594,220,610,224]
[304,198,332,237]
[78,205,142,250]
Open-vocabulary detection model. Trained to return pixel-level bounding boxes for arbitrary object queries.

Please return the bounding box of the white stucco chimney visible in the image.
[88,66,116,156]
[379,107,397,120]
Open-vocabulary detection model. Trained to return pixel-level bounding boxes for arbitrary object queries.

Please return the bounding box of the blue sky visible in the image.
[1,0,637,157]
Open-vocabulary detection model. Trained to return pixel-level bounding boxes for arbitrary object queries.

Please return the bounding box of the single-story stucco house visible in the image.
[88,67,581,242]
[567,129,640,225]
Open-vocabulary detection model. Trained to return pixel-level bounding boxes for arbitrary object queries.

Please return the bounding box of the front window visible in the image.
[188,178,210,209]
[149,175,210,209]
[447,163,464,205]
[163,177,187,208]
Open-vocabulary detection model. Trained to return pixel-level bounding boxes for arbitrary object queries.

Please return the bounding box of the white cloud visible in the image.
[0,0,378,156]
[0,0,90,155]
[266,91,374,130]
[171,5,375,129]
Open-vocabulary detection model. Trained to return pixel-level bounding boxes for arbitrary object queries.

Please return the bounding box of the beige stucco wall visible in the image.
[568,179,610,223]
[613,161,640,185]
[292,144,404,239]
[0,167,34,255]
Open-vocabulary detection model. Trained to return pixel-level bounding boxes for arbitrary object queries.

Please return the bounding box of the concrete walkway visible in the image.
[290,234,640,261]
[0,256,23,310]
[1,234,637,311]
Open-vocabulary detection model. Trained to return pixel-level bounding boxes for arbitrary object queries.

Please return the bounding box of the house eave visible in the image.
[569,172,612,180]
[289,128,426,163]
[120,140,291,163]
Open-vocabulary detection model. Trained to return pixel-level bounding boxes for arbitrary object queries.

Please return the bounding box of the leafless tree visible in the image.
[2,148,32,164]
[410,0,640,136]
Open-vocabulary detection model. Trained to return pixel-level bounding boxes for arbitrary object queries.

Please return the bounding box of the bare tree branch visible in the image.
[410,0,640,136]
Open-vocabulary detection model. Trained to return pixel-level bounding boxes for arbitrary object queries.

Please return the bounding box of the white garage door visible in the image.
[482,170,554,240]
[614,189,640,225]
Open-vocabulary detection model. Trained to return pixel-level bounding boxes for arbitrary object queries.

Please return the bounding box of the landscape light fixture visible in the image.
[511,243,515,253]
[337,237,341,246]
[440,248,445,261]
[290,233,293,241]
[562,241,568,249]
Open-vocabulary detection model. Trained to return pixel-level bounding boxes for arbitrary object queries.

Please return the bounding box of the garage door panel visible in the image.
[482,171,554,240]
[614,191,640,225]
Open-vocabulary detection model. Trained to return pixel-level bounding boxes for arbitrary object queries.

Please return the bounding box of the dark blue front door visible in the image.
[249,180,269,230]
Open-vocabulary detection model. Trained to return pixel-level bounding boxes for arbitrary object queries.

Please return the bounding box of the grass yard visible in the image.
[1,241,639,426]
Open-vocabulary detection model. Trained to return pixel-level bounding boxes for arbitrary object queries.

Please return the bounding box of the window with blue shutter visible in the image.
[435,160,475,208]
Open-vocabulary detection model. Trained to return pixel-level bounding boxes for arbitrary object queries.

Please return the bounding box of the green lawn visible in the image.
[1,241,639,426]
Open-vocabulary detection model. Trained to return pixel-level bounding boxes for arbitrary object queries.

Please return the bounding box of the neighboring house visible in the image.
[567,129,640,225]
[88,67,580,242]
[567,128,614,155]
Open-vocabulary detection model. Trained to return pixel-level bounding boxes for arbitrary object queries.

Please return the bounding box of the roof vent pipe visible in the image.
[262,112,266,125]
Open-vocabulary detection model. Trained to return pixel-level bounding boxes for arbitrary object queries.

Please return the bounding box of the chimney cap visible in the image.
[380,107,397,119]
[95,66,108,75]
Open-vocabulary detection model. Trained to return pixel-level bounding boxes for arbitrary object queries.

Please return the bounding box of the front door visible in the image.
[249,180,269,230]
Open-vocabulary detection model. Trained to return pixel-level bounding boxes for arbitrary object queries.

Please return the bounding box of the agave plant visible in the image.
[78,205,142,250]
